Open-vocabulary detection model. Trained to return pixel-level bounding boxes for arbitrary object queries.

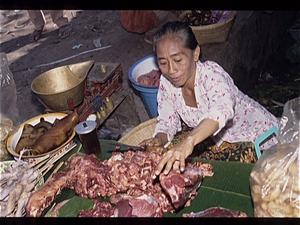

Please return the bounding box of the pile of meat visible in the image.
[137,69,161,86]
[26,151,214,217]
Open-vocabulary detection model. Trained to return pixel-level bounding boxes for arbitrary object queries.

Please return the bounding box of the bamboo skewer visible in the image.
[46,142,77,165]
[30,142,77,187]
[28,142,76,174]
[45,161,64,185]
[35,143,75,174]
[39,162,53,175]
[22,154,50,172]
[34,164,54,187]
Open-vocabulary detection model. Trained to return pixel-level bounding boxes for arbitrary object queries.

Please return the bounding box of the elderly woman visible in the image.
[139,21,279,179]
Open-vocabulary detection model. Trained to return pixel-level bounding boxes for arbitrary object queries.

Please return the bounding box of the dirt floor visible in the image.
[0,10,155,125]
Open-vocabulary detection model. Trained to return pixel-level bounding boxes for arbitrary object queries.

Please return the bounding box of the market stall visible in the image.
[1,96,299,218]
[0,49,299,218]
[1,123,254,217]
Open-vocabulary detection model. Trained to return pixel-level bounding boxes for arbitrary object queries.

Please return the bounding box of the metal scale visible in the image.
[34,61,126,124]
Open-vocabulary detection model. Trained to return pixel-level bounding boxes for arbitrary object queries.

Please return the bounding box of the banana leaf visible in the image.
[165,159,254,217]
[42,138,254,217]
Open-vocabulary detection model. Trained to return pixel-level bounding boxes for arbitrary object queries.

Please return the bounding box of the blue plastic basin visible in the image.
[129,54,159,118]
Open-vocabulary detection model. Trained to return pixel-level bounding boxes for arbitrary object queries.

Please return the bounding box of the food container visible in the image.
[129,54,159,118]
[31,60,94,111]
[75,121,101,155]
[179,10,237,46]
[118,117,157,146]
[7,112,76,159]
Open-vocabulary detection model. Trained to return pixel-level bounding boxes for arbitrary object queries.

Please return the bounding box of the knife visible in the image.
[107,143,167,153]
[107,143,147,153]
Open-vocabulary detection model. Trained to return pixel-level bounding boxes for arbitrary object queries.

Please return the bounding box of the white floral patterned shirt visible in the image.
[154,60,279,150]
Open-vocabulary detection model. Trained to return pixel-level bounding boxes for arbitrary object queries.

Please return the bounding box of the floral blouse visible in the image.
[154,60,279,150]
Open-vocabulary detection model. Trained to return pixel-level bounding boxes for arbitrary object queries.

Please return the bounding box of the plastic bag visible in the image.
[250,97,300,217]
[0,52,20,161]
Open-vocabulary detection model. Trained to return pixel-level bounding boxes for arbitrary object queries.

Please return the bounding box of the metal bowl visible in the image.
[31,60,94,111]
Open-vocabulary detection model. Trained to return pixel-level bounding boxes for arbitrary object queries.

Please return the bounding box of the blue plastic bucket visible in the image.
[129,54,159,118]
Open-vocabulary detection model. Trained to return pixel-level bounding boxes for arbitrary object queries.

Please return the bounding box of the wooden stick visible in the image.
[22,154,50,172]
[35,45,112,68]
[44,202,57,217]
[39,162,53,175]
[45,161,64,185]
[34,164,54,186]
[30,142,76,174]
[33,142,76,185]
[47,143,77,165]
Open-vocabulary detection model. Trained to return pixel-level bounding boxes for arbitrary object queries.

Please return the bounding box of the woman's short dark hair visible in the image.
[153,21,198,52]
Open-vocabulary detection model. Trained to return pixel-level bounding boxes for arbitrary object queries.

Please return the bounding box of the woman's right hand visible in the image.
[138,137,164,148]
[138,132,168,148]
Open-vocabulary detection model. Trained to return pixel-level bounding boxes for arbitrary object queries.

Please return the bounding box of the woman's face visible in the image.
[155,35,200,87]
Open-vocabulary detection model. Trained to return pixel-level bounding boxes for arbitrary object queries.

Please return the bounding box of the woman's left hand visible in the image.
[152,136,194,179]
[152,118,219,179]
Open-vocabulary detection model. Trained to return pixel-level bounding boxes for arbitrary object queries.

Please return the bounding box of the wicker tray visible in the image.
[179,11,237,46]
[118,117,157,146]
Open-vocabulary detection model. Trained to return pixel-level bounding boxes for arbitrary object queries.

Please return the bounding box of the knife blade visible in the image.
[107,143,167,153]
[107,143,146,153]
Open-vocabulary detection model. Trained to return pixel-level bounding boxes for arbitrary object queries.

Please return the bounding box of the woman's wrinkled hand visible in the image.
[138,137,163,147]
[152,137,194,179]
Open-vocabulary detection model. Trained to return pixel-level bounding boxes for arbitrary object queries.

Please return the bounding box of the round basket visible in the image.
[179,11,237,46]
[118,117,158,146]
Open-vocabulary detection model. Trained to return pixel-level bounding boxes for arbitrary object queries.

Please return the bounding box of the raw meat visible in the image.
[78,199,114,217]
[159,167,203,209]
[114,194,163,217]
[182,206,247,217]
[137,69,161,86]
[26,151,214,217]
[25,167,73,217]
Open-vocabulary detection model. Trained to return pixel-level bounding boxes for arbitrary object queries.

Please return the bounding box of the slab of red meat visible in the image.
[78,199,115,217]
[190,161,214,177]
[114,194,163,217]
[137,69,161,86]
[159,167,203,209]
[182,206,247,217]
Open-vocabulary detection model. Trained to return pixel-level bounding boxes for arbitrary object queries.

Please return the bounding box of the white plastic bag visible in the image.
[0,52,20,161]
[250,97,300,217]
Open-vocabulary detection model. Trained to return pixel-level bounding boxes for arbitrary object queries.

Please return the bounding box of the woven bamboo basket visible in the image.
[118,117,158,146]
[179,11,237,46]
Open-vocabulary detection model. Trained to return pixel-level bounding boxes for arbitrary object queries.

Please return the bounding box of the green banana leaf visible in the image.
[56,196,94,217]
[42,138,254,217]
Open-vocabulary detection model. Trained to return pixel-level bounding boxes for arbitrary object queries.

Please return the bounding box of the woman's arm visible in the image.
[152,118,219,179]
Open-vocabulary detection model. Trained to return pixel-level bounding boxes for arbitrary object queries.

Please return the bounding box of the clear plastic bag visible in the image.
[0,52,20,161]
[250,97,300,217]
